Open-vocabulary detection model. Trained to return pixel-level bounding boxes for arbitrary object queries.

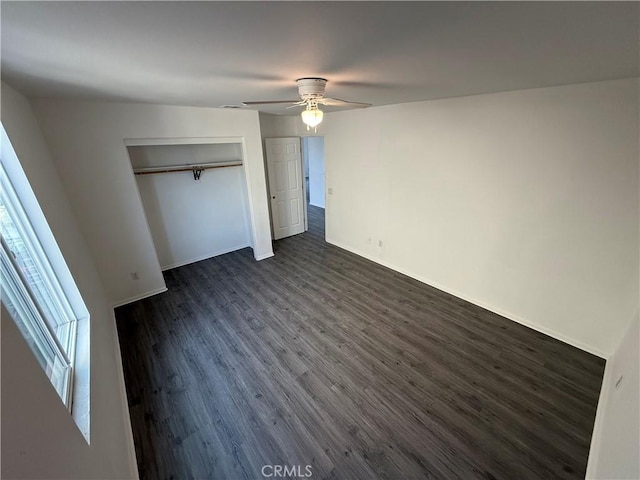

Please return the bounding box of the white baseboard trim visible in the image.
[326,237,608,359]
[584,357,613,479]
[112,287,168,308]
[160,243,250,271]
[255,251,275,261]
[110,314,140,479]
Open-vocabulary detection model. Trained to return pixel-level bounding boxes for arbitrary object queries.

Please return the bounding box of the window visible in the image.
[1,147,78,409]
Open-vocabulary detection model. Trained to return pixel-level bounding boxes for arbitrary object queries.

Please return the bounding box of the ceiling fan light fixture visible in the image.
[301,106,323,130]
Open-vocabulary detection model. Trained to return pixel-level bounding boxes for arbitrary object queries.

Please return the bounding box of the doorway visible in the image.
[302,136,325,209]
[264,137,306,240]
[263,136,325,242]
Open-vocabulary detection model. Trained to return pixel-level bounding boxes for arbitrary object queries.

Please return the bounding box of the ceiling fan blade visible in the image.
[286,101,307,109]
[242,100,299,106]
[319,97,372,108]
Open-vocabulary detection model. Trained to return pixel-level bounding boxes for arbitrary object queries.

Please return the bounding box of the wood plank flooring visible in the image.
[115,205,605,480]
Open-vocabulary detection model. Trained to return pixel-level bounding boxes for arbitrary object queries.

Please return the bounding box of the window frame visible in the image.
[0,161,78,409]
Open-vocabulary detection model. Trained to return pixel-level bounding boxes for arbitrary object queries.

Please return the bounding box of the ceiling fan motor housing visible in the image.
[297,77,327,100]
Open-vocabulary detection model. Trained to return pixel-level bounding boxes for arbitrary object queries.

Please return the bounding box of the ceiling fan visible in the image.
[243,77,371,130]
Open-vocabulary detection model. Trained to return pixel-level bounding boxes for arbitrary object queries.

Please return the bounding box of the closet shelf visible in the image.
[133,160,243,176]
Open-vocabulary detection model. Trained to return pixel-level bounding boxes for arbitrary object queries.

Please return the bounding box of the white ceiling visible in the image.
[1,1,638,115]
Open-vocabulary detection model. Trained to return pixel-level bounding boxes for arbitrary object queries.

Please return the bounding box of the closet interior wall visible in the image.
[128,143,252,271]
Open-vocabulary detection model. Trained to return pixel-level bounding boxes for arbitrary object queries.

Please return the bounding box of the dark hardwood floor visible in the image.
[116,205,605,480]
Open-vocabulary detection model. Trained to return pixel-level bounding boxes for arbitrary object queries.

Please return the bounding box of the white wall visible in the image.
[587,312,640,479]
[1,83,137,479]
[302,138,310,177]
[323,78,639,357]
[258,112,303,138]
[258,112,326,139]
[129,144,251,270]
[306,136,326,208]
[30,100,273,306]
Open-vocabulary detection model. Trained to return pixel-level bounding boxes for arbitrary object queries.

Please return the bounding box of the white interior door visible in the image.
[265,137,305,240]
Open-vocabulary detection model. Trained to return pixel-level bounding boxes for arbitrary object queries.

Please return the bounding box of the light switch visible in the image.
[328,188,333,195]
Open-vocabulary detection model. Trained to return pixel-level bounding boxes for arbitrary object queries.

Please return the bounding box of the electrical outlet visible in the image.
[130,272,140,281]
[328,187,333,195]
[378,240,383,247]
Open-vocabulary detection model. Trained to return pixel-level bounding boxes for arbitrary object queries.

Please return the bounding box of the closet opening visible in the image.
[126,139,253,271]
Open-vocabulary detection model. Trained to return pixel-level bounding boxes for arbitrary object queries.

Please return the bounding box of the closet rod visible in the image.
[133,161,242,177]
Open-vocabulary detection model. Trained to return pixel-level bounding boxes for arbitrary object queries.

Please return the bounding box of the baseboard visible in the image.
[160,243,250,271]
[584,356,613,479]
[325,237,608,359]
[255,251,275,261]
[112,287,168,308]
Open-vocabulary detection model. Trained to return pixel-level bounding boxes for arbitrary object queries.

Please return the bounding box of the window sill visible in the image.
[71,314,90,442]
